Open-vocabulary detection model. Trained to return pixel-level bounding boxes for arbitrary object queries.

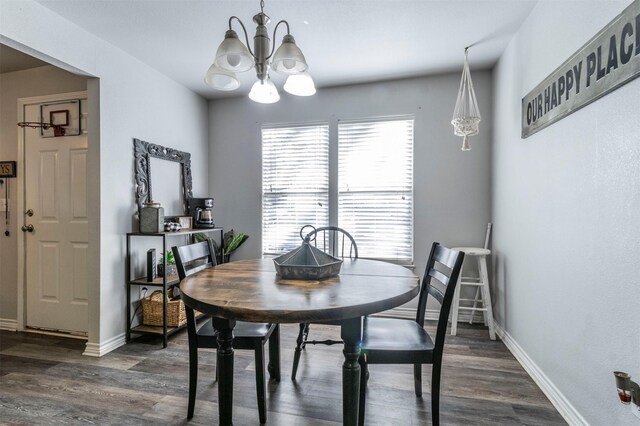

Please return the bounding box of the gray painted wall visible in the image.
[1,0,209,350]
[0,65,88,322]
[492,1,639,424]
[208,72,493,289]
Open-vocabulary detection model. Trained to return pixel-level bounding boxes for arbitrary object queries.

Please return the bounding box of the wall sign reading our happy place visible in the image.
[522,0,640,138]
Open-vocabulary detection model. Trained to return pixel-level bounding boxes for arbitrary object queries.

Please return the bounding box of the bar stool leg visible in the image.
[478,256,496,340]
[468,286,481,325]
[476,257,489,326]
[450,273,462,336]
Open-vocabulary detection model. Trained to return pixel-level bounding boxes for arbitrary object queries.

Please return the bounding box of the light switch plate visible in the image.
[0,198,6,212]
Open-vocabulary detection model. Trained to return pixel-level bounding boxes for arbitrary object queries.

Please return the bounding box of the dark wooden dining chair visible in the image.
[357,242,464,426]
[172,240,280,424]
[291,226,358,380]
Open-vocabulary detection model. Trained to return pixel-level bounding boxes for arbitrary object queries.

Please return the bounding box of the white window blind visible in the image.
[338,118,414,263]
[262,124,329,254]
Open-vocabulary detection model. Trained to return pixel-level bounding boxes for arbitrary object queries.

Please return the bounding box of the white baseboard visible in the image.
[0,317,125,358]
[364,309,585,424]
[83,332,126,357]
[494,322,588,426]
[0,318,18,331]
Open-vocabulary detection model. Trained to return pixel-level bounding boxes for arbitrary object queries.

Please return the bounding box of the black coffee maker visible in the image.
[188,197,215,228]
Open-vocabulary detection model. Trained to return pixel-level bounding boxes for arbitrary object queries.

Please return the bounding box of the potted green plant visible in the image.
[195,229,249,263]
[157,251,177,277]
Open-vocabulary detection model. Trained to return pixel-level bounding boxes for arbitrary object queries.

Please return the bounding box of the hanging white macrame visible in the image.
[452,48,481,151]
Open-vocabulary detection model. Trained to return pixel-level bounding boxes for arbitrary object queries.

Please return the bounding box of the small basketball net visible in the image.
[17,121,66,136]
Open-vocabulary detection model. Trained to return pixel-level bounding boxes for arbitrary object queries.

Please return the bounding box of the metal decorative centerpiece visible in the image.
[273,225,343,280]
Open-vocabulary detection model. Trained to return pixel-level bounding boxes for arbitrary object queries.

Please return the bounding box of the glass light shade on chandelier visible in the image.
[284,71,316,96]
[272,35,308,74]
[452,47,481,151]
[205,64,240,91]
[205,0,313,103]
[249,77,280,104]
[214,30,254,72]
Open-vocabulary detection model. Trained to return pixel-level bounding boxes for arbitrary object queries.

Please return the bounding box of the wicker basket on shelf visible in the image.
[142,288,186,327]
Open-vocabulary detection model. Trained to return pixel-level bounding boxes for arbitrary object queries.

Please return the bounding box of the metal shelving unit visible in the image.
[126,227,223,347]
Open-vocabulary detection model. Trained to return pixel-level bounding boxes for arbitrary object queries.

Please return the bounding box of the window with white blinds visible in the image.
[338,118,414,263]
[262,124,329,254]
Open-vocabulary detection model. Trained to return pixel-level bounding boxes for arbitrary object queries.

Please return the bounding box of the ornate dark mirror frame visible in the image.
[133,138,193,214]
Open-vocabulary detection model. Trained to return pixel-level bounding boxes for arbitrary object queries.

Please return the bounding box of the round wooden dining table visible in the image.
[179,257,419,426]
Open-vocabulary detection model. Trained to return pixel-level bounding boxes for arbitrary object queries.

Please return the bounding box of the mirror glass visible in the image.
[149,157,183,216]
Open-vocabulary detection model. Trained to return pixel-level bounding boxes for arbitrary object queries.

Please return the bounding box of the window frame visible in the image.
[337,116,415,265]
[261,122,330,255]
[261,116,415,266]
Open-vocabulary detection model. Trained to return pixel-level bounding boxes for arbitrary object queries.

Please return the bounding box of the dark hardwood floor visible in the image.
[0,322,566,425]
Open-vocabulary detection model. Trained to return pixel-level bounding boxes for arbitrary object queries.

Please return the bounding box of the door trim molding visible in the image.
[16,91,88,332]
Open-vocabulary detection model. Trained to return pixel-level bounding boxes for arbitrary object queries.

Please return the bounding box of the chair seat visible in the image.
[361,317,434,364]
[197,319,273,349]
[198,318,272,337]
[311,319,342,326]
[452,246,490,256]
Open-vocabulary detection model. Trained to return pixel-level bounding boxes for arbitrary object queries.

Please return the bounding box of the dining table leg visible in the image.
[211,318,237,426]
[341,317,363,426]
[267,324,281,381]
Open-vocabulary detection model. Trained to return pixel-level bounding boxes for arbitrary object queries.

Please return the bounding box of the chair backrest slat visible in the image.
[172,239,217,281]
[428,284,445,305]
[427,269,449,287]
[415,242,464,360]
[308,226,358,259]
[185,261,212,278]
[432,244,460,270]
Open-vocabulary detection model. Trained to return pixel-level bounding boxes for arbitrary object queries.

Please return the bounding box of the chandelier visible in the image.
[205,0,315,104]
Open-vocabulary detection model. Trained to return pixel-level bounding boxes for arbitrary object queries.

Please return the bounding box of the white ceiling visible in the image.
[31,0,537,99]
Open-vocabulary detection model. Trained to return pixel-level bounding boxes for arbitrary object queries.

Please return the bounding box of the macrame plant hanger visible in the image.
[452,47,481,151]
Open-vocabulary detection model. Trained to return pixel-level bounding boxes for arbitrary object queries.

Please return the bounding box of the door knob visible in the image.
[21,224,34,232]
[25,209,34,217]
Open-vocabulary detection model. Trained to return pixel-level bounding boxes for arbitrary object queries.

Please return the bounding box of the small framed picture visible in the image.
[50,110,69,126]
[177,216,192,230]
[0,161,17,178]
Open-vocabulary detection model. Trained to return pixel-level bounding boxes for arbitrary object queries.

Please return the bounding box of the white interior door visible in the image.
[24,100,88,333]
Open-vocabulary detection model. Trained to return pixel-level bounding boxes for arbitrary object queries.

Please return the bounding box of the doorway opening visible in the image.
[1,43,99,349]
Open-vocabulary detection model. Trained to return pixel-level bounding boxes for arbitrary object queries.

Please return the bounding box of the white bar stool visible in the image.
[451,223,496,340]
